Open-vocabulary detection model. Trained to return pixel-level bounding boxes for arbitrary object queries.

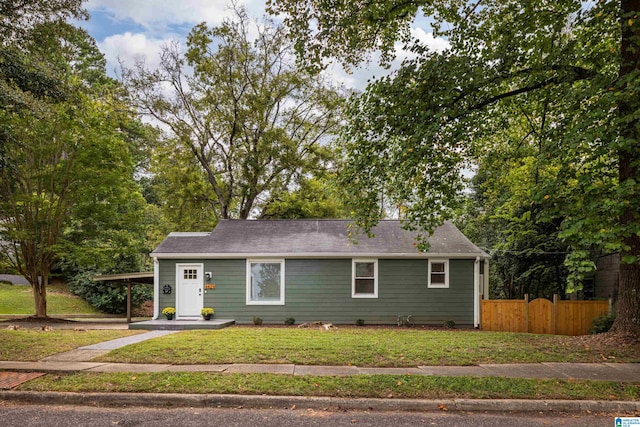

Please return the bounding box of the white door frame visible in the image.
[175,263,204,319]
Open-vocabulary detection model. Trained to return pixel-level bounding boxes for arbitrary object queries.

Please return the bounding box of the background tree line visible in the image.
[3,0,639,340]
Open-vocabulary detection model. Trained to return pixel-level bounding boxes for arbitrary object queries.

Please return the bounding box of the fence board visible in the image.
[528,298,555,334]
[556,300,609,336]
[481,300,527,332]
[482,296,610,336]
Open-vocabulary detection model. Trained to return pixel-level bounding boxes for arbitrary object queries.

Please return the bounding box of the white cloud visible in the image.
[86,0,242,32]
[395,27,450,63]
[99,32,172,75]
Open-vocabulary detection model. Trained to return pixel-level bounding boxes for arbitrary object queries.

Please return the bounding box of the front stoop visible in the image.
[128,319,235,330]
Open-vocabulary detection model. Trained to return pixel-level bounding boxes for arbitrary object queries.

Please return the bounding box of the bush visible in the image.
[253,316,263,325]
[355,319,365,326]
[284,317,295,325]
[444,320,456,329]
[397,315,413,327]
[68,270,152,314]
[589,313,615,334]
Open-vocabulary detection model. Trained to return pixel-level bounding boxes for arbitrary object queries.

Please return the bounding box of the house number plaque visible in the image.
[204,284,216,289]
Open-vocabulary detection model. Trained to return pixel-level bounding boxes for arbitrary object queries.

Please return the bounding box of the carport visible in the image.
[93,272,154,324]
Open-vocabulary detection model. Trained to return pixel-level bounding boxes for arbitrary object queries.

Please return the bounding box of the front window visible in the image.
[246,260,285,305]
[352,259,378,298]
[428,259,449,288]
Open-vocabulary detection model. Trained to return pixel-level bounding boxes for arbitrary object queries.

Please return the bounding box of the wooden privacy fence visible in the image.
[481,295,611,335]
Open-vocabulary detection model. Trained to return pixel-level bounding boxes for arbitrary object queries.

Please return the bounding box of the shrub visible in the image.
[397,315,413,327]
[284,317,295,325]
[68,270,152,314]
[355,319,365,326]
[589,313,615,334]
[253,316,263,325]
[444,320,456,329]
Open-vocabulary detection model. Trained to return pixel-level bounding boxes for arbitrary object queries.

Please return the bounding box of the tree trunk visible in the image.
[31,277,48,318]
[611,0,640,337]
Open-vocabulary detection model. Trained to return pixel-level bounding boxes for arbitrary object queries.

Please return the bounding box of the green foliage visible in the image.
[397,315,413,327]
[355,319,365,326]
[284,317,296,326]
[443,320,456,329]
[125,6,344,220]
[589,314,616,335]
[67,270,152,315]
[270,0,640,334]
[252,316,263,326]
[0,22,153,317]
[260,177,348,219]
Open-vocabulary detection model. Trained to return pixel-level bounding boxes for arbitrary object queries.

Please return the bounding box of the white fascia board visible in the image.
[152,252,489,259]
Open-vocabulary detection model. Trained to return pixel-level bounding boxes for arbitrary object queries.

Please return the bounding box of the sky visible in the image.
[80,0,449,91]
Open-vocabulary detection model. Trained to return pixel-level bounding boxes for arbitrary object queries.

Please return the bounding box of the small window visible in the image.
[246,260,285,305]
[428,259,449,288]
[183,269,198,280]
[352,259,378,298]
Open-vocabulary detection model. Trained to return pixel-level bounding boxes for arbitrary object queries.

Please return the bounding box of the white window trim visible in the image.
[246,259,285,305]
[352,258,378,298]
[428,259,449,288]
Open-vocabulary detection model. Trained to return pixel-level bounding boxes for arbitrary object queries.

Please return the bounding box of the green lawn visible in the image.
[96,327,640,366]
[0,329,142,361]
[0,282,101,315]
[18,372,640,401]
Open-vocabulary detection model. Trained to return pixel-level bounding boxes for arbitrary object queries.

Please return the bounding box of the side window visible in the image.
[352,259,378,298]
[428,259,449,288]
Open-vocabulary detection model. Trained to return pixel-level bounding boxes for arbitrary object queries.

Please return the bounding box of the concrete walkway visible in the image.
[1,359,638,381]
[1,329,639,381]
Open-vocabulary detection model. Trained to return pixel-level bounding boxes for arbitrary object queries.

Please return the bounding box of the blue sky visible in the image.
[80,0,448,90]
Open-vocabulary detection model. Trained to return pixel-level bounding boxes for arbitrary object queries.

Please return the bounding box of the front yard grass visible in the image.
[0,283,101,315]
[18,371,640,401]
[0,330,142,361]
[96,327,640,366]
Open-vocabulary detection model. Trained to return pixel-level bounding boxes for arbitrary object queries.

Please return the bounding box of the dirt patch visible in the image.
[132,300,153,317]
[5,316,77,324]
[562,331,639,348]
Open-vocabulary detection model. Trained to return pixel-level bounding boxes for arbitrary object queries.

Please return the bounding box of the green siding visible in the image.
[158,258,475,325]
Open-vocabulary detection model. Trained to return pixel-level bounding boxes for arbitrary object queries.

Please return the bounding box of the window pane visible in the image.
[431,273,445,284]
[251,263,281,301]
[355,278,375,294]
[355,262,374,278]
[431,263,445,273]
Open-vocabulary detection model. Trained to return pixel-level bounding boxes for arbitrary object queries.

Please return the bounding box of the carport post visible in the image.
[126,279,132,324]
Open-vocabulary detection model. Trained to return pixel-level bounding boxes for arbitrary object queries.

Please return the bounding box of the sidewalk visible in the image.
[1,331,640,414]
[2,330,639,381]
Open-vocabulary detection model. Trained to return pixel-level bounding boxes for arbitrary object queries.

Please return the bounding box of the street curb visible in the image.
[2,391,640,413]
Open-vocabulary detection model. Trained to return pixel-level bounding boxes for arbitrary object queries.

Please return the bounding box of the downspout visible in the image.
[153,257,159,320]
[474,256,480,328]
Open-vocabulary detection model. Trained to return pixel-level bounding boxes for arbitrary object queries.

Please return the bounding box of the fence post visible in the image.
[524,294,529,333]
[553,294,558,335]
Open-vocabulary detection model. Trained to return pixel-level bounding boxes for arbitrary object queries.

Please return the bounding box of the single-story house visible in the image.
[151,220,489,326]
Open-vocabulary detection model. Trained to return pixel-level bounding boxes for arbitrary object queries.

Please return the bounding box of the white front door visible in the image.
[176,264,203,318]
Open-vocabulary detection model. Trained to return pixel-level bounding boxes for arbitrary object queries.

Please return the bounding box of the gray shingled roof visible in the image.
[152,220,487,257]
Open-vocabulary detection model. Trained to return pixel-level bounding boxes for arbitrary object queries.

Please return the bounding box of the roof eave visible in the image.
[150,252,490,259]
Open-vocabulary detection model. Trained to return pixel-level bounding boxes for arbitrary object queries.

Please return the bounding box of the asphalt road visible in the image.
[0,402,618,426]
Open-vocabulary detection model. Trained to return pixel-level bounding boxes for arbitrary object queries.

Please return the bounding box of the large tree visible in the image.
[269,0,640,336]
[125,6,344,221]
[0,24,147,318]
